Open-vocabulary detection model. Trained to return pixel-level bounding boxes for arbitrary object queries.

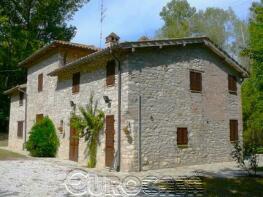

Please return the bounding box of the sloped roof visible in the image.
[4,84,27,95]
[48,36,249,78]
[18,40,99,68]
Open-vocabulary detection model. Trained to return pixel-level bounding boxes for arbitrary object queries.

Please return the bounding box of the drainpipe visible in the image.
[111,51,121,172]
[18,88,27,150]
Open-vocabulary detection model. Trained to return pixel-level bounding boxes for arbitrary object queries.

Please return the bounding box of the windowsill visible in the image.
[177,145,188,149]
[190,90,202,93]
[72,92,79,95]
[229,91,237,95]
[106,84,115,88]
[230,140,238,144]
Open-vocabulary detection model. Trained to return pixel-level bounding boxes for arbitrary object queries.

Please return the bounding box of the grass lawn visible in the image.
[201,176,263,197]
[0,148,27,160]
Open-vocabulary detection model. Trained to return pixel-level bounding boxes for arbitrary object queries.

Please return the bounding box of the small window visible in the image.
[17,121,23,138]
[230,120,238,142]
[72,72,80,94]
[38,73,43,92]
[228,75,237,94]
[106,60,115,86]
[177,128,188,146]
[19,92,24,106]
[36,114,44,123]
[190,71,202,92]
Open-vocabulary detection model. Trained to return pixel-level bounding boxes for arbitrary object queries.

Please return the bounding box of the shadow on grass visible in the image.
[201,176,263,197]
[0,148,27,160]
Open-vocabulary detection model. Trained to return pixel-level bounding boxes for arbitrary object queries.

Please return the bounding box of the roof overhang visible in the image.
[48,37,249,78]
[4,84,27,96]
[18,40,99,68]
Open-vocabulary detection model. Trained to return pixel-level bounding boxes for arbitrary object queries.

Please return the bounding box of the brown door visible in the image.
[69,127,79,162]
[105,115,115,167]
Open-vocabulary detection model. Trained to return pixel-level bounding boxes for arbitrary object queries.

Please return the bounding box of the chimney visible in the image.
[105,32,120,48]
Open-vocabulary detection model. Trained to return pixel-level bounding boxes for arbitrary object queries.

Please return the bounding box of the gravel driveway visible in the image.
[0,158,78,197]
[1,155,262,197]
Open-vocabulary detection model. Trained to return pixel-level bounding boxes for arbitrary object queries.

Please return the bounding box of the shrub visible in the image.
[26,117,60,157]
[231,141,259,176]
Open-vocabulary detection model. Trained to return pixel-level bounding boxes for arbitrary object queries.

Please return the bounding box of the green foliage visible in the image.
[26,117,60,157]
[70,94,104,168]
[0,0,89,131]
[231,141,258,176]
[242,0,263,147]
[158,0,248,62]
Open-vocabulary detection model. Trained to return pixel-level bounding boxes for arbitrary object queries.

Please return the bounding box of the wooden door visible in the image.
[105,115,115,167]
[69,127,79,162]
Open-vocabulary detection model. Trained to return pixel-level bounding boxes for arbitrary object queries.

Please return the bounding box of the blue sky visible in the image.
[70,0,256,47]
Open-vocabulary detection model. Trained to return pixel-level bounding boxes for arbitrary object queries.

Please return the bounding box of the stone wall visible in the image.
[8,94,25,151]
[126,45,243,171]
[25,51,131,170]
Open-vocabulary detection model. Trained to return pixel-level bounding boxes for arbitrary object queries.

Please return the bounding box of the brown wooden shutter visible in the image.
[36,114,44,123]
[19,92,24,106]
[177,128,188,145]
[72,72,80,93]
[230,120,238,142]
[228,75,237,93]
[38,73,43,92]
[106,60,115,86]
[190,71,202,92]
[17,121,23,138]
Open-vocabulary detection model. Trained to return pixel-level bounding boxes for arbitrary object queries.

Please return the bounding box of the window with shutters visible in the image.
[106,60,115,86]
[38,73,43,92]
[36,114,44,123]
[17,121,23,138]
[190,71,202,92]
[72,72,80,94]
[230,120,238,142]
[228,74,237,94]
[19,92,24,106]
[177,128,188,146]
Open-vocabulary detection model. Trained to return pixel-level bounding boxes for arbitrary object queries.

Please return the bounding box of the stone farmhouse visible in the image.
[4,33,249,172]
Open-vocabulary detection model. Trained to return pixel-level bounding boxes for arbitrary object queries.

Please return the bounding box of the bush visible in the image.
[26,117,60,157]
[231,141,259,176]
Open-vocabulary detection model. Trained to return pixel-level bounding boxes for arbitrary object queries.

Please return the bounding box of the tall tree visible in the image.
[157,0,248,63]
[242,0,263,147]
[0,0,89,131]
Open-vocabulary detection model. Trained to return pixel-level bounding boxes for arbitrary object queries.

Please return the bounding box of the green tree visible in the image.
[26,116,60,157]
[158,0,196,38]
[0,0,89,132]
[242,0,263,147]
[70,94,105,168]
[157,0,248,63]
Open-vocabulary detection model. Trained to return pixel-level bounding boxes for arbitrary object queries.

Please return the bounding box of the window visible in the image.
[228,74,237,94]
[106,60,115,86]
[36,114,44,123]
[19,92,24,106]
[177,128,188,146]
[72,72,80,94]
[17,121,23,138]
[230,120,238,142]
[38,73,43,92]
[190,71,202,92]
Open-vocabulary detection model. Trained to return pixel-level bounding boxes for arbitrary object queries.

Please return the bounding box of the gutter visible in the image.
[110,48,122,172]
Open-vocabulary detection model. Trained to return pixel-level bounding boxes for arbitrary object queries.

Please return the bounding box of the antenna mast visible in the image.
[99,0,106,48]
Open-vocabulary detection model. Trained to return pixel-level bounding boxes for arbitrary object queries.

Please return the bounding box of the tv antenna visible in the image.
[99,0,106,48]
